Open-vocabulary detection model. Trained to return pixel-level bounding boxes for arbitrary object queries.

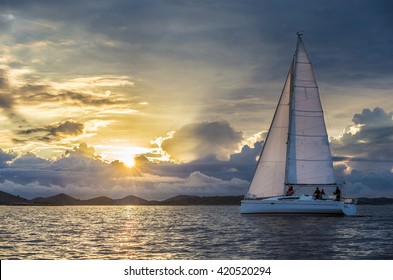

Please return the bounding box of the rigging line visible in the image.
[287,158,331,162]
[293,109,323,113]
[293,85,318,88]
[291,134,328,137]
[292,114,324,118]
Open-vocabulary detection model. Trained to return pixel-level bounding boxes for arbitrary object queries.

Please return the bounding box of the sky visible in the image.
[0,0,392,200]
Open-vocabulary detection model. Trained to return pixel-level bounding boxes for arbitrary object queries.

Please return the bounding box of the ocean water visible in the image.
[0,205,392,260]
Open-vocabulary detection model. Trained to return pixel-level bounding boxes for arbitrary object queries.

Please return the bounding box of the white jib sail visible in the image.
[286,37,336,185]
[246,64,292,198]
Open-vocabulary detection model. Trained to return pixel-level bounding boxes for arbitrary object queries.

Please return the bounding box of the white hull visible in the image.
[241,195,356,216]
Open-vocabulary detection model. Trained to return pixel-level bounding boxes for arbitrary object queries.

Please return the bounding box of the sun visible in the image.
[121,156,135,167]
[97,145,155,168]
[115,149,137,167]
[98,146,149,168]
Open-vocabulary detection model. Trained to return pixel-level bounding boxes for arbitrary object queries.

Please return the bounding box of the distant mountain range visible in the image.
[0,191,243,206]
[1,190,392,206]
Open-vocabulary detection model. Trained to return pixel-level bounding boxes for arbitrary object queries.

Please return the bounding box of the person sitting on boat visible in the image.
[320,189,328,199]
[313,187,321,200]
[333,186,341,201]
[286,186,294,196]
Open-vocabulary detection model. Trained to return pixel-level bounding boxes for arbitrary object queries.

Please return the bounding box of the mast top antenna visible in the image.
[296,31,303,38]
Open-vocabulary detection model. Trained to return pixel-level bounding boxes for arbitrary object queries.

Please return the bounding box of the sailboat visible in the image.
[240,33,356,216]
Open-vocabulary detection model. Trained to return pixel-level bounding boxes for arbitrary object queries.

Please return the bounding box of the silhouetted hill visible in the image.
[31,193,80,205]
[162,195,199,204]
[0,191,30,205]
[83,196,114,205]
[114,195,149,205]
[357,197,393,205]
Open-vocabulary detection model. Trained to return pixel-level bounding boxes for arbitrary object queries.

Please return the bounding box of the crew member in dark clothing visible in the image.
[286,186,294,196]
[333,186,341,201]
[313,187,321,200]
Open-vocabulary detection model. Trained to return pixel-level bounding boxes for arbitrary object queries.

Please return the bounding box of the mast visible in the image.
[284,32,302,186]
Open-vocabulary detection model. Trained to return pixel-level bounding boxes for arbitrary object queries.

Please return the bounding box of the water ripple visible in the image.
[1,205,393,259]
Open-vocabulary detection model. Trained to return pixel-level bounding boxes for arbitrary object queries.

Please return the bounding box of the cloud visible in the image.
[25,91,126,107]
[16,75,135,107]
[51,120,84,136]
[335,164,393,198]
[0,121,285,201]
[0,149,17,168]
[0,180,63,199]
[327,107,393,197]
[0,93,13,109]
[0,68,27,123]
[332,107,393,168]
[10,152,51,169]
[0,139,252,200]
[64,142,99,160]
[54,76,134,89]
[15,75,136,108]
[161,121,243,162]
[0,143,109,196]
[0,126,391,200]
[16,120,84,142]
[352,107,392,127]
[1,65,138,114]
[144,138,263,183]
[0,68,9,89]
[150,171,249,199]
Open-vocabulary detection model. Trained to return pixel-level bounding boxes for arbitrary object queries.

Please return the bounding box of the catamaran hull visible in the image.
[241,196,356,216]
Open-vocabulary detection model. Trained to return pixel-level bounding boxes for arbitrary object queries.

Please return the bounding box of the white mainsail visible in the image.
[286,37,335,185]
[246,35,335,198]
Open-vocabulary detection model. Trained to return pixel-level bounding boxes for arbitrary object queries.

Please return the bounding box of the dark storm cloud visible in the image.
[332,107,393,161]
[0,143,108,193]
[161,120,243,161]
[16,120,84,142]
[49,120,84,136]
[4,0,392,85]
[0,93,13,109]
[141,139,264,183]
[64,142,99,160]
[335,166,393,198]
[352,107,392,127]
[24,90,128,106]
[328,107,393,197]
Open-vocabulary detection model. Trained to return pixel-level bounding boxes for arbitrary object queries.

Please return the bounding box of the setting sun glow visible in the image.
[119,154,135,167]
[98,146,156,168]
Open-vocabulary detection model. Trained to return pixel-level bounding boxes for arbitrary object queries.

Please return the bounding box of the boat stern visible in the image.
[342,203,357,216]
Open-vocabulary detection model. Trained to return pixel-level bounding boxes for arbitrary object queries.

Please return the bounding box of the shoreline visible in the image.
[1,190,393,206]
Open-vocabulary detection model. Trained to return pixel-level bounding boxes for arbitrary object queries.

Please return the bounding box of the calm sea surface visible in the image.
[0,205,392,259]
